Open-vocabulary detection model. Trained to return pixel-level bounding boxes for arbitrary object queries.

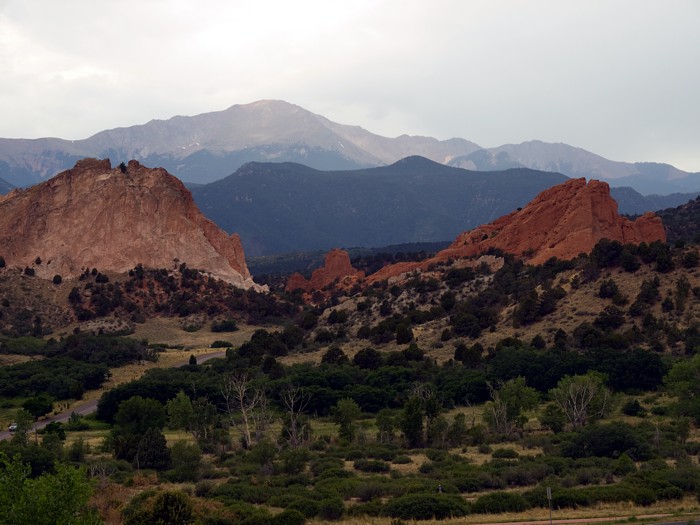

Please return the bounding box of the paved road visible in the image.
[0,350,227,441]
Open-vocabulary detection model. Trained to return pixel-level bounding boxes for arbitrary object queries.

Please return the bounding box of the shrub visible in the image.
[210,340,233,348]
[492,448,519,459]
[150,491,194,525]
[632,488,656,506]
[354,459,390,473]
[383,493,470,520]
[287,498,319,518]
[472,492,530,513]
[211,319,239,332]
[272,509,306,525]
[622,399,645,417]
[318,497,345,521]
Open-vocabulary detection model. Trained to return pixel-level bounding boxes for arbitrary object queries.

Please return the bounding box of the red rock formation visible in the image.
[286,248,364,293]
[441,178,665,265]
[366,178,665,283]
[0,158,260,289]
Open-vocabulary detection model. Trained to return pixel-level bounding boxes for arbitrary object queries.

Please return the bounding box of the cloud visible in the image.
[0,0,699,170]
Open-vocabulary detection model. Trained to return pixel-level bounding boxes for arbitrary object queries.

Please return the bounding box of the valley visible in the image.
[2,139,700,525]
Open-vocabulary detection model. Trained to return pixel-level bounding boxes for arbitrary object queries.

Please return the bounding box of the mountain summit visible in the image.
[0,158,258,288]
[1,100,697,193]
[0,100,480,186]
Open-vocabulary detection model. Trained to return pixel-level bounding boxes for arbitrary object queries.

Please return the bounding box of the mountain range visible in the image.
[0,100,698,195]
[190,157,568,256]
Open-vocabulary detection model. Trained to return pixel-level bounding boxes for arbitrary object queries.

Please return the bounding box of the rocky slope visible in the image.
[366,178,666,283]
[0,158,259,289]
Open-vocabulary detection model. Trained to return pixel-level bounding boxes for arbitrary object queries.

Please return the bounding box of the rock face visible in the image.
[0,158,259,289]
[439,178,666,265]
[286,249,364,293]
[366,178,666,283]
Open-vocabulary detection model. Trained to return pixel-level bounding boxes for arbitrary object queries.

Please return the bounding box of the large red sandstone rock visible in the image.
[286,248,364,293]
[0,158,260,289]
[441,178,666,265]
[367,178,666,283]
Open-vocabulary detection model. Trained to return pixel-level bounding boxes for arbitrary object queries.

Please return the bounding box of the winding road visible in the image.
[0,350,227,441]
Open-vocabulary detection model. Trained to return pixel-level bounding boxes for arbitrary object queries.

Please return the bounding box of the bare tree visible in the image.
[550,372,611,429]
[281,385,311,448]
[251,394,274,444]
[483,378,539,437]
[222,374,266,449]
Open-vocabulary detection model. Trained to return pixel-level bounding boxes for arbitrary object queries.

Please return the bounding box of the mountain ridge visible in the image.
[0,100,696,193]
[190,156,569,256]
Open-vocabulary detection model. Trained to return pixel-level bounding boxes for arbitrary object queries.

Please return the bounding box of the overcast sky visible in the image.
[1,1,698,171]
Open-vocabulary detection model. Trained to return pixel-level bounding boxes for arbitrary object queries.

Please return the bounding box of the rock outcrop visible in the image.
[440,178,666,265]
[366,178,666,283]
[286,249,364,293]
[0,158,260,289]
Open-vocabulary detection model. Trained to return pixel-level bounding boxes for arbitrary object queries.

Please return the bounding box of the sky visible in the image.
[1,1,699,171]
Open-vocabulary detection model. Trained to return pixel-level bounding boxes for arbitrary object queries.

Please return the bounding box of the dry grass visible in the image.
[307,496,700,525]
[49,319,263,413]
[127,317,261,349]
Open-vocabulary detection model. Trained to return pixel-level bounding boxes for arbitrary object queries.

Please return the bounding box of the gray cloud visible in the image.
[1,0,698,171]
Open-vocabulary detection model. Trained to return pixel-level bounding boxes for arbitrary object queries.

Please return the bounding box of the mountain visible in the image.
[0,100,481,186]
[2,100,697,195]
[190,156,569,256]
[0,158,258,288]
[366,178,666,284]
[611,187,700,216]
[0,175,13,195]
[449,140,700,195]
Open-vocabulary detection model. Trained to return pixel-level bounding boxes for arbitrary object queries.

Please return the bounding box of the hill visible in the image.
[657,195,700,244]
[190,156,568,256]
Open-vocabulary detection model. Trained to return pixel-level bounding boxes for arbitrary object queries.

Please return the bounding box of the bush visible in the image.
[318,497,345,521]
[287,498,319,518]
[383,493,470,520]
[210,340,233,348]
[492,448,519,459]
[271,509,306,525]
[211,319,239,332]
[622,399,645,417]
[472,492,530,513]
[354,459,390,473]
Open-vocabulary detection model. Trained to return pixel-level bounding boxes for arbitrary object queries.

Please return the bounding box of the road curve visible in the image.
[0,350,227,441]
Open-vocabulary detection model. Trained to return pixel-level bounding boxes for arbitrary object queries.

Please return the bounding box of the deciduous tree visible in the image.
[549,372,611,429]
